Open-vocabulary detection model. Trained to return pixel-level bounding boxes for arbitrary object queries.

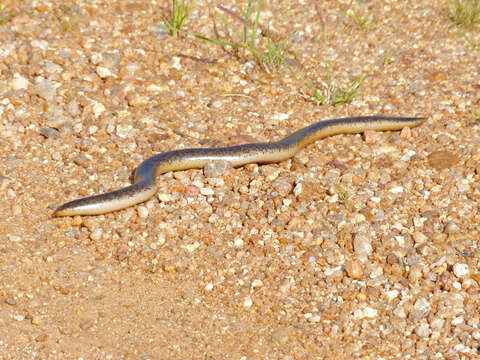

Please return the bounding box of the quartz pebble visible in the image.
[9,75,30,90]
[353,232,373,261]
[203,160,232,177]
[453,263,469,278]
[344,260,363,279]
[33,79,56,102]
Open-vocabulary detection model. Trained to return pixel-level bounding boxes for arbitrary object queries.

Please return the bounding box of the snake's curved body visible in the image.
[54,116,424,216]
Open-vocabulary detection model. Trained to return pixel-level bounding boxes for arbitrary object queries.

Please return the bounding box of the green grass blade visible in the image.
[250,0,262,47]
[193,33,241,48]
[243,0,253,43]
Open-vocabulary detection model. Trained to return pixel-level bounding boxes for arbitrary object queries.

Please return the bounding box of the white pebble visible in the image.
[414,297,431,314]
[415,323,431,337]
[33,79,56,102]
[116,124,134,138]
[92,102,106,117]
[243,296,253,308]
[234,238,244,248]
[156,232,166,246]
[452,317,464,325]
[170,56,182,70]
[90,228,103,241]
[96,66,115,78]
[12,314,25,321]
[293,182,302,196]
[307,315,321,323]
[10,74,30,90]
[200,187,214,196]
[385,289,399,301]
[353,307,378,319]
[353,232,372,261]
[158,193,173,202]
[271,112,289,121]
[389,186,404,194]
[453,263,469,278]
[137,206,149,218]
[252,279,263,288]
[430,318,444,330]
[205,282,213,291]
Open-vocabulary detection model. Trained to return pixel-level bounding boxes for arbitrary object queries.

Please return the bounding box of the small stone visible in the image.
[205,282,213,291]
[125,63,141,75]
[158,193,173,202]
[116,124,134,138]
[353,232,372,261]
[59,49,72,58]
[45,61,63,74]
[13,314,25,321]
[272,178,293,196]
[271,112,289,121]
[203,160,231,177]
[408,263,424,282]
[389,185,404,194]
[234,238,244,248]
[5,297,16,305]
[33,79,56,102]
[96,66,115,78]
[31,316,42,326]
[385,289,399,301]
[271,326,294,344]
[79,320,94,330]
[413,297,431,316]
[9,74,30,90]
[453,263,469,278]
[430,318,444,330]
[363,130,382,144]
[35,334,48,342]
[394,305,406,318]
[90,228,103,241]
[415,323,431,337]
[200,187,214,196]
[345,260,363,279]
[126,93,149,106]
[293,182,303,196]
[137,206,149,218]
[66,100,80,116]
[46,114,71,130]
[306,314,321,323]
[170,56,182,70]
[413,231,428,245]
[156,232,166,246]
[428,150,458,169]
[452,316,464,325]
[88,125,98,134]
[444,221,459,234]
[400,126,412,139]
[243,296,253,308]
[39,127,59,138]
[252,279,263,288]
[353,307,378,319]
[92,102,106,117]
[185,185,199,197]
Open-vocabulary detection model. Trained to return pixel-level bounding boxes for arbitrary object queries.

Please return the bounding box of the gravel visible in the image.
[0,0,479,359]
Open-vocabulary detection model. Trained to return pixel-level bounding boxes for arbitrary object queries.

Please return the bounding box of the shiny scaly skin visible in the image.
[54,116,425,216]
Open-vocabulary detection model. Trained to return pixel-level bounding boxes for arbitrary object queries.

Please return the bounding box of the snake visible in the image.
[54,116,424,216]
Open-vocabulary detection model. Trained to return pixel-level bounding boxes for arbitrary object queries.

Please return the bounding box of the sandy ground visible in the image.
[1,0,480,358]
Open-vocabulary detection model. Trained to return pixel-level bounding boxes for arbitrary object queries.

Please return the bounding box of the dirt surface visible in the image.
[1,0,480,358]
